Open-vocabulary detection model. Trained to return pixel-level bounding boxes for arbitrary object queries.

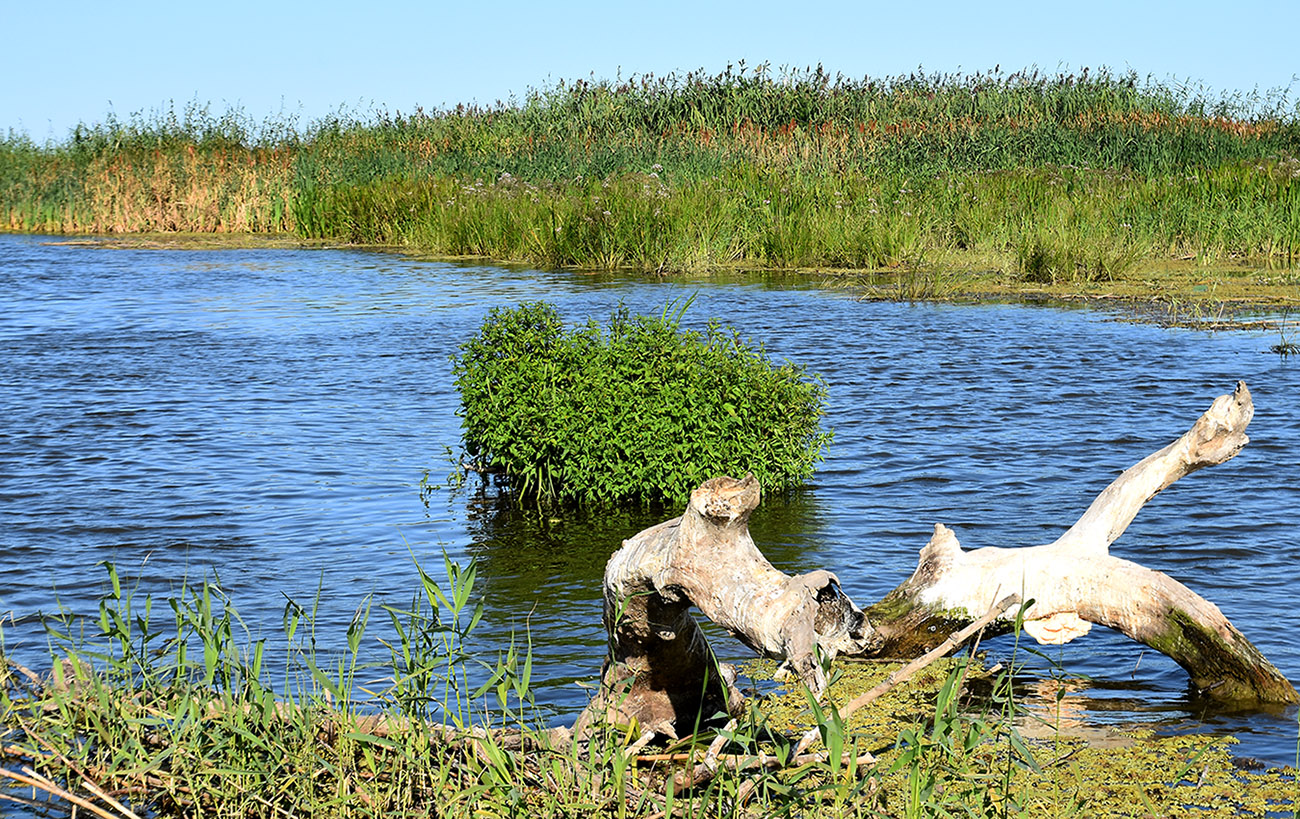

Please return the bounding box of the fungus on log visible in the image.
[585,381,1297,737]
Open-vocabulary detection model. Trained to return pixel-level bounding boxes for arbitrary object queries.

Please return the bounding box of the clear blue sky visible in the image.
[4,0,1297,142]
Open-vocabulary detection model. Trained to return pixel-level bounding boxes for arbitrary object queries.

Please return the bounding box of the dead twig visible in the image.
[0,765,131,819]
[794,593,1022,757]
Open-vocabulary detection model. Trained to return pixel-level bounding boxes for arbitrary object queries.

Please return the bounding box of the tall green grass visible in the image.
[3,66,1298,272]
[309,158,1300,275]
[5,560,1293,817]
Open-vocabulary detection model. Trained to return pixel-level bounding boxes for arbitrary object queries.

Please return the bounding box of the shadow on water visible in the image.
[448,483,837,718]
[458,482,836,596]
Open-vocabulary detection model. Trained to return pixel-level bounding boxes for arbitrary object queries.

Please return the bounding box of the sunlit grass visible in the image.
[3,66,1298,274]
[3,561,1296,817]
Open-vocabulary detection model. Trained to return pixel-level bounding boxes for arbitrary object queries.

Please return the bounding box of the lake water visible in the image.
[2,233,1297,764]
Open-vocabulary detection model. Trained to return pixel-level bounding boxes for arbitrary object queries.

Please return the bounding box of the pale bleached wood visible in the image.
[588,474,872,737]
[862,381,1296,703]
[587,381,1296,742]
[1052,380,1253,553]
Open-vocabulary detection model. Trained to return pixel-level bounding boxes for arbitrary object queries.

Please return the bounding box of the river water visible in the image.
[1,233,1297,764]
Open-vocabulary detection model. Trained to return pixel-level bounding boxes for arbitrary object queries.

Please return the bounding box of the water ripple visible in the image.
[1,235,1297,762]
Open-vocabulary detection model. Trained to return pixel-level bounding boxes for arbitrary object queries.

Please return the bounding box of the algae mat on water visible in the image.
[744,657,1298,816]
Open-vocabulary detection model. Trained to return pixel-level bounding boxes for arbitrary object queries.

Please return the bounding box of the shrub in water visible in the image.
[451,299,832,505]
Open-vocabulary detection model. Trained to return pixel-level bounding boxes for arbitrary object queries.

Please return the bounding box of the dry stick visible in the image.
[17,721,140,819]
[4,660,43,689]
[624,729,657,758]
[793,593,1022,757]
[0,766,127,819]
[0,791,52,811]
[640,750,872,770]
[667,715,756,793]
[638,751,726,765]
[15,735,140,805]
[67,754,195,806]
[668,717,738,791]
[78,777,142,819]
[244,790,301,819]
[666,742,876,793]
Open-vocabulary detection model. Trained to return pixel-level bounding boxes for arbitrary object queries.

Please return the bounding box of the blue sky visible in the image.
[4,0,1297,142]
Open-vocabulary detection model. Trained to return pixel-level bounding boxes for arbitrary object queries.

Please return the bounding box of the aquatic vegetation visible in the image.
[450,299,832,506]
[4,562,1295,818]
[1271,308,1300,356]
[3,67,1298,277]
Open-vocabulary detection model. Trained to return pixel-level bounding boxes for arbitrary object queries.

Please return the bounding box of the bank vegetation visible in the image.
[3,561,1296,818]
[2,66,1298,297]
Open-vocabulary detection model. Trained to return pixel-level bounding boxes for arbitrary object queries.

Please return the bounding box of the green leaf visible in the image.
[343,731,402,750]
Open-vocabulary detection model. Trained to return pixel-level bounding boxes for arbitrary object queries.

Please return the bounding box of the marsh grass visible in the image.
[4,561,1296,818]
[4,67,1298,275]
[1271,308,1300,356]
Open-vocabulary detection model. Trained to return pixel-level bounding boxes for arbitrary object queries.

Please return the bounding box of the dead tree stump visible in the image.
[584,474,872,737]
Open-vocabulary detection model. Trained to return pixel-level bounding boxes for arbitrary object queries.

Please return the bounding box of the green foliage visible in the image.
[890,658,1043,817]
[5,563,1298,817]
[451,299,832,506]
[4,65,1300,272]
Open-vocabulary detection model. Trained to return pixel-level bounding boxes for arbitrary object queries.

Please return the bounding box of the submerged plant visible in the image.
[1271,308,1300,356]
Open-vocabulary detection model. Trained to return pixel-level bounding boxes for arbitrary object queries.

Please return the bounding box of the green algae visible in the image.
[741,657,1299,817]
[998,732,1299,818]
[742,656,992,742]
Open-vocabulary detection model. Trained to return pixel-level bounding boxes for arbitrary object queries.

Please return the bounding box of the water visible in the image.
[2,233,1297,764]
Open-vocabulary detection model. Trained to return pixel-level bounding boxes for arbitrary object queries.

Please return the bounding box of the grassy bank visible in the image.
[3,66,1299,286]
[2,562,1296,817]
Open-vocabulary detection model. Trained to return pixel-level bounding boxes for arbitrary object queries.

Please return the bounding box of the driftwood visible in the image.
[581,475,874,738]
[585,381,1297,738]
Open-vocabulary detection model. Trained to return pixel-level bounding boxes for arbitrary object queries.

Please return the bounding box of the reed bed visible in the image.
[3,67,1299,274]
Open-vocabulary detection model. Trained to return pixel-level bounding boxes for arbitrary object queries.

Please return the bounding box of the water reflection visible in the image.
[1016,678,1116,743]
[451,484,837,716]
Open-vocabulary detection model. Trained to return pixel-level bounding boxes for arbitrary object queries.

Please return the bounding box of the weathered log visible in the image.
[583,474,872,737]
[864,381,1297,704]
[587,381,1296,738]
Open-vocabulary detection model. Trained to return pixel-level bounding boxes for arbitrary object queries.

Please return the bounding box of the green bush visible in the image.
[451,299,833,505]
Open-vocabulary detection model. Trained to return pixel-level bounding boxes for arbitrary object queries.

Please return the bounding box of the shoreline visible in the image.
[22,231,1299,329]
